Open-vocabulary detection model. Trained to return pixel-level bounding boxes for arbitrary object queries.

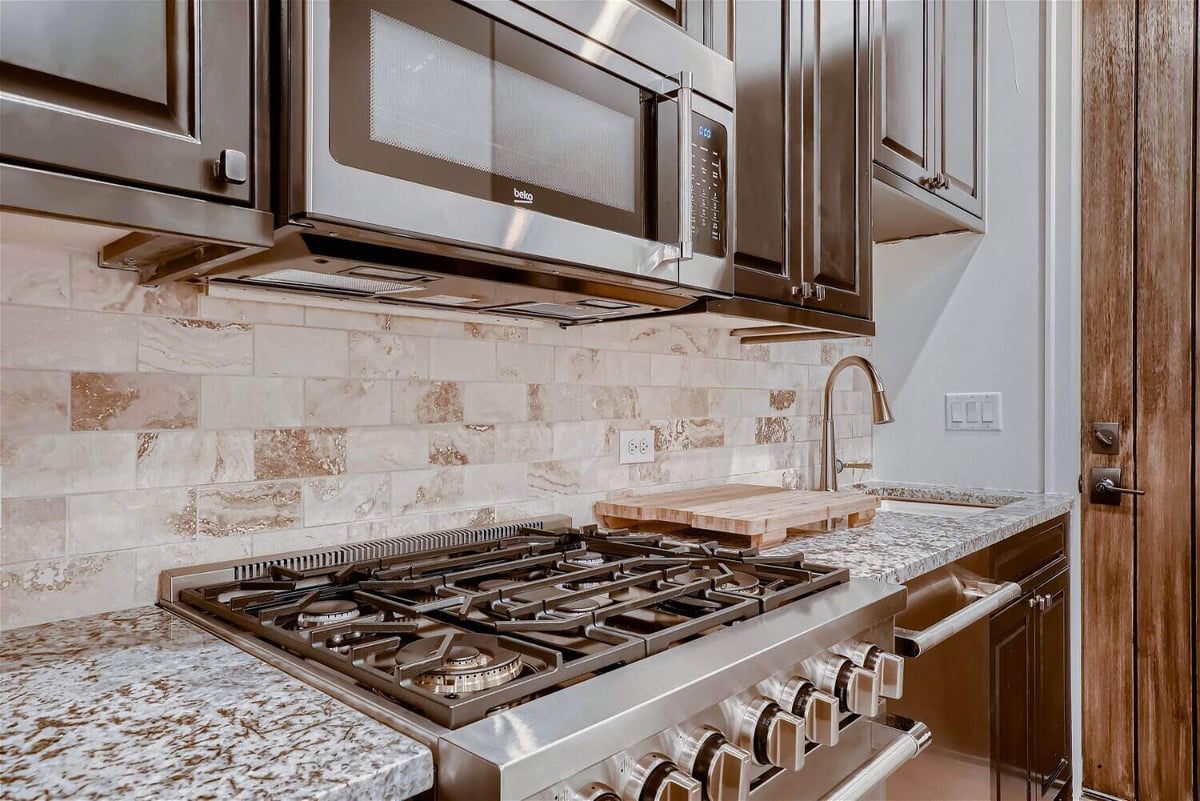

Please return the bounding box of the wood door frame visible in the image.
[1080,1,1199,799]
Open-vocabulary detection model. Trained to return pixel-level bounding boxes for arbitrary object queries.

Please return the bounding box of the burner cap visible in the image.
[556,593,613,613]
[716,571,762,595]
[403,635,524,694]
[566,551,605,567]
[297,599,361,627]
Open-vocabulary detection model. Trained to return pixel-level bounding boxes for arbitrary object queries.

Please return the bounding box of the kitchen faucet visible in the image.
[819,355,894,491]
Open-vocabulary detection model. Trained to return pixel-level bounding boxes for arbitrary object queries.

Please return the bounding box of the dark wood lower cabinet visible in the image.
[991,568,1071,801]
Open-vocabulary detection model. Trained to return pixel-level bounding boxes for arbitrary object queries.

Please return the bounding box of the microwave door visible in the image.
[300,0,698,287]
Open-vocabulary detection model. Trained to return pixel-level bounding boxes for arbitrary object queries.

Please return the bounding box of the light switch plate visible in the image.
[945,392,1003,431]
[619,429,655,464]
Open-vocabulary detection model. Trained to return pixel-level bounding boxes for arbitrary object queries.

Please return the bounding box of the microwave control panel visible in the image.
[691,114,728,258]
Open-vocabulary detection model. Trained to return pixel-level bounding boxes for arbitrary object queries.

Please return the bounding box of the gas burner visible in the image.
[566,551,606,567]
[403,635,525,694]
[297,599,361,627]
[714,572,762,596]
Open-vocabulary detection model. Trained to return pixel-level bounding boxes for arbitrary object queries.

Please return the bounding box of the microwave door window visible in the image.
[329,1,650,239]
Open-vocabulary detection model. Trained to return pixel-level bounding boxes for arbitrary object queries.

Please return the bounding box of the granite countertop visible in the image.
[0,606,434,801]
[760,481,1074,583]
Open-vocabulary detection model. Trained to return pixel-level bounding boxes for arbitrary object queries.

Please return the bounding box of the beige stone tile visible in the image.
[725,417,758,447]
[1,370,69,433]
[670,326,724,356]
[198,295,305,326]
[391,467,465,514]
[255,324,349,377]
[495,342,555,383]
[686,356,724,387]
[552,421,608,458]
[494,498,558,522]
[555,347,603,384]
[741,343,771,362]
[251,523,348,556]
[724,360,758,388]
[306,306,464,338]
[603,351,650,386]
[462,382,527,423]
[1,306,137,371]
[253,428,346,480]
[136,430,254,488]
[71,257,197,316]
[527,323,582,346]
[346,515,432,543]
[625,322,672,352]
[68,487,196,551]
[755,417,792,444]
[0,243,70,306]
[138,317,253,374]
[304,378,391,427]
[527,384,583,422]
[428,338,496,381]
[529,458,630,497]
[494,422,553,462]
[461,464,527,507]
[429,424,495,466]
[768,389,798,413]
[392,379,463,424]
[428,506,496,530]
[1,551,137,630]
[1,432,136,497]
[346,426,430,472]
[637,387,709,419]
[582,386,641,420]
[71,372,199,431]
[133,537,251,606]
[464,322,527,342]
[652,419,725,451]
[200,375,303,429]
[349,331,429,379]
[303,473,391,526]
[647,353,686,386]
[1,497,67,563]
[197,481,302,538]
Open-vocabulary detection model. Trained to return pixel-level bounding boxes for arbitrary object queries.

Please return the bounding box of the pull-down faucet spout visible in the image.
[818,356,894,492]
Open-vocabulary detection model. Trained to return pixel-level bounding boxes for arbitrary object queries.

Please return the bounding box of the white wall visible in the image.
[872,0,1049,492]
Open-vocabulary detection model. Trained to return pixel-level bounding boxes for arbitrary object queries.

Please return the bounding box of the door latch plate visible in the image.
[1090,466,1124,505]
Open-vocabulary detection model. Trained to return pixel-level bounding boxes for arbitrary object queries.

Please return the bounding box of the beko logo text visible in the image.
[513,188,534,204]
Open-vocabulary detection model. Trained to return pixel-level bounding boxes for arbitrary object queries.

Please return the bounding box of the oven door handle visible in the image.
[894,579,1022,657]
[819,715,932,801]
[658,70,694,263]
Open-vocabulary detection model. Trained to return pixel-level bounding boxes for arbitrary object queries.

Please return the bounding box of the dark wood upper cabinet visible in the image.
[731,0,872,320]
[871,0,986,241]
[0,0,255,204]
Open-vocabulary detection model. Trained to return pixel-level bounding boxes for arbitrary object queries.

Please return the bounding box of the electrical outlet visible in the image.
[619,429,655,464]
[945,392,1003,431]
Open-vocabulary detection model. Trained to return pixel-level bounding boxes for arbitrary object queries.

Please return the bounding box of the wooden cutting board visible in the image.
[595,483,879,546]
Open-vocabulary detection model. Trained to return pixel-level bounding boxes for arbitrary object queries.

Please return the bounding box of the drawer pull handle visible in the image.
[895,580,1023,657]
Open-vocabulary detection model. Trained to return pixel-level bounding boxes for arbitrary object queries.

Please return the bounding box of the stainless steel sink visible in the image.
[877,499,995,518]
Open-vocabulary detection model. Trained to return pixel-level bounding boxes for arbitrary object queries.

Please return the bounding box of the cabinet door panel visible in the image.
[936,0,984,216]
[798,0,872,317]
[0,0,253,203]
[1034,571,1070,799]
[992,599,1035,801]
[732,0,788,279]
[872,0,936,184]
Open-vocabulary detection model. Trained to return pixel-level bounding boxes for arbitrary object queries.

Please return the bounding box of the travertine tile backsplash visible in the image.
[0,242,873,629]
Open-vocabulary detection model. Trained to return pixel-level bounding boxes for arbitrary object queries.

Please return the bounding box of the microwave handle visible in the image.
[661,70,694,262]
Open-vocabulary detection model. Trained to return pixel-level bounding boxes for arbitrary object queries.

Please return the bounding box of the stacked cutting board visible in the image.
[594,484,879,548]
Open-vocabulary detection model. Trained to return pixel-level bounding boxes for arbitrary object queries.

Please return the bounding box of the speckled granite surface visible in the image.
[0,606,434,801]
[759,481,1074,583]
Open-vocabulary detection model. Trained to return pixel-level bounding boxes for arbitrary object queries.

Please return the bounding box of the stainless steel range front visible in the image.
[189,0,736,324]
[160,517,929,801]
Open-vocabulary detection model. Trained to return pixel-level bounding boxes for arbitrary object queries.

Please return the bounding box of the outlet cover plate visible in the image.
[945,392,1003,431]
[619,429,655,464]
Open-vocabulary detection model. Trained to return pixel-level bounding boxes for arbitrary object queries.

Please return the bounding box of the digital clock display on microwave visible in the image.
[690,113,727,258]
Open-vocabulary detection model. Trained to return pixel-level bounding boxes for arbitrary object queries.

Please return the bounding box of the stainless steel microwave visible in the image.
[200,0,736,323]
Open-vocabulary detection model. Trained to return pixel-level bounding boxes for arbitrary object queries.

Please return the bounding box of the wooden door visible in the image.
[1033,571,1070,801]
[0,0,254,203]
[796,0,873,319]
[991,597,1035,801]
[1080,0,1198,799]
[871,0,937,190]
[932,0,984,217]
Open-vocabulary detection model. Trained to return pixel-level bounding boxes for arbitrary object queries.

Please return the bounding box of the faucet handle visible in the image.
[835,459,873,474]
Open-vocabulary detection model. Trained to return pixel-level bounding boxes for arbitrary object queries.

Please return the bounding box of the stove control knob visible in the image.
[677,726,751,801]
[779,677,841,747]
[736,697,805,771]
[624,753,702,801]
[571,783,621,801]
[815,657,881,718]
[846,642,905,700]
